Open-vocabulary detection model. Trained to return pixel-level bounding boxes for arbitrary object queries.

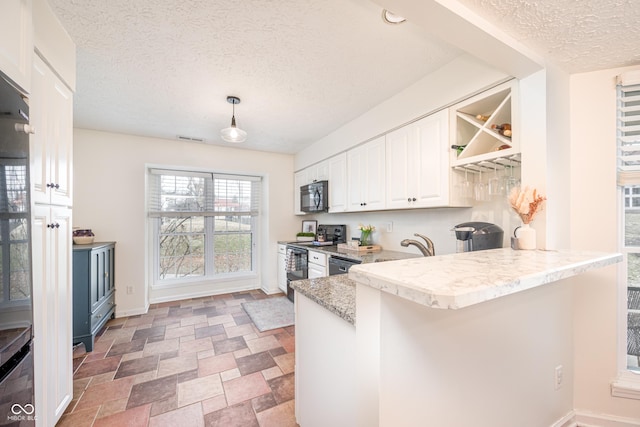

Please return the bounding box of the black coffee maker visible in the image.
[453,222,504,252]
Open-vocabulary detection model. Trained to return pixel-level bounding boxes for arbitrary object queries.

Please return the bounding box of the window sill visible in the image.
[152,273,259,290]
[611,371,640,399]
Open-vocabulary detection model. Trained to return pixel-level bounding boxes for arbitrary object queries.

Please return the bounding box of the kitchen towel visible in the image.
[285,249,296,272]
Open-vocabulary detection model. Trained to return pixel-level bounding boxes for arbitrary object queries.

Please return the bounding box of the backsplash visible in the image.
[305,195,519,256]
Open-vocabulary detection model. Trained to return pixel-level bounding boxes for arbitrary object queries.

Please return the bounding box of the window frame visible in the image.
[147,167,261,289]
[612,70,640,398]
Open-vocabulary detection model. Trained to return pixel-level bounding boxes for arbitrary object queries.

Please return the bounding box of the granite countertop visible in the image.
[291,276,356,325]
[349,248,622,310]
[282,241,421,264]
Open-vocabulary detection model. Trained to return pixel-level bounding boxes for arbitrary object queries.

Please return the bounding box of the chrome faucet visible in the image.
[400,233,435,257]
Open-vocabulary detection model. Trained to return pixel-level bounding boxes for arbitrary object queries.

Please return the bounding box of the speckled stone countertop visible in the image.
[291,276,356,325]
[349,248,622,310]
[283,242,421,264]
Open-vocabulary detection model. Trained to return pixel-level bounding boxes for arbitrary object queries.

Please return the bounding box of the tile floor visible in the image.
[59,290,298,427]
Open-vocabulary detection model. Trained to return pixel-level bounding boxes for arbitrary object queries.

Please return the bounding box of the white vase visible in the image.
[515,223,536,250]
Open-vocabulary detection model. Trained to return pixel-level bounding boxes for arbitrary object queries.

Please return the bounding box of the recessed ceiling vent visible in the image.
[177,135,204,142]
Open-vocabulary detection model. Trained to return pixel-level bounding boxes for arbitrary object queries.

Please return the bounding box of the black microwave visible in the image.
[300,180,328,213]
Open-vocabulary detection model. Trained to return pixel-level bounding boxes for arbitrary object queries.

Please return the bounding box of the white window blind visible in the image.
[617,71,640,186]
[147,168,262,283]
[147,169,261,218]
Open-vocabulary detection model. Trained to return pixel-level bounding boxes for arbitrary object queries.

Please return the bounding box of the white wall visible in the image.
[73,129,296,316]
[295,53,509,170]
[569,66,639,420]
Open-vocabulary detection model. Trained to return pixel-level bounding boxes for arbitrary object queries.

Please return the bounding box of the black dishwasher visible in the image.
[328,255,362,275]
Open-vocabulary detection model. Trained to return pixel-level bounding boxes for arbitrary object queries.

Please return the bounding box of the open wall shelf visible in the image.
[451,81,518,166]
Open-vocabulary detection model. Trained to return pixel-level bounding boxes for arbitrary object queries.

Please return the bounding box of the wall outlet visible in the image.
[386,222,393,233]
[554,365,563,390]
[126,286,134,295]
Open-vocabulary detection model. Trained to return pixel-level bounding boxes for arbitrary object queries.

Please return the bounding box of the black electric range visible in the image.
[284,224,347,301]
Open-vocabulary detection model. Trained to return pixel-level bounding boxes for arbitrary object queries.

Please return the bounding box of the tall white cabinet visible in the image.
[28,5,75,425]
[30,53,74,426]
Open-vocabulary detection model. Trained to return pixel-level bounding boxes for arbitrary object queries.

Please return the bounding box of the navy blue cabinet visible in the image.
[72,242,116,351]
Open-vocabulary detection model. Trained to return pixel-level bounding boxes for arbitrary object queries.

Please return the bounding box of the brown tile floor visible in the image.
[59,290,298,427]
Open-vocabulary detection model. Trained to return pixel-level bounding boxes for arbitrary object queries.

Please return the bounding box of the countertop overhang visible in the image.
[349,248,622,310]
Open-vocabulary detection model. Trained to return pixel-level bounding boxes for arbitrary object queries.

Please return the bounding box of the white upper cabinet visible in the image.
[294,154,346,214]
[294,170,305,215]
[30,54,73,207]
[328,153,347,213]
[347,136,385,212]
[386,110,450,209]
[0,0,33,92]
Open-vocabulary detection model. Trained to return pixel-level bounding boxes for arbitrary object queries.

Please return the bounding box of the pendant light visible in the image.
[220,96,247,143]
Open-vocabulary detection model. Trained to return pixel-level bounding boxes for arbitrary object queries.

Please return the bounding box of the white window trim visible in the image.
[611,69,640,398]
[147,167,261,290]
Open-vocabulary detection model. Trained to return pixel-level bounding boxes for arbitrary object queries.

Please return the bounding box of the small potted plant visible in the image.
[296,232,315,242]
[358,224,375,246]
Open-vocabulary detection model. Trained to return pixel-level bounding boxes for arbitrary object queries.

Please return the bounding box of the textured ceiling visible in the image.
[47,0,640,154]
[456,0,640,73]
[47,0,461,153]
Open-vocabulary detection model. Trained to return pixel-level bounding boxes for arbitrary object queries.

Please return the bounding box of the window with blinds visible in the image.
[147,168,261,282]
[617,70,640,372]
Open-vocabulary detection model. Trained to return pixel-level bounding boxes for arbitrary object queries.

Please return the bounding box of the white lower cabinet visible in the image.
[32,204,73,426]
[386,109,450,209]
[277,244,287,293]
[295,293,356,427]
[307,250,327,279]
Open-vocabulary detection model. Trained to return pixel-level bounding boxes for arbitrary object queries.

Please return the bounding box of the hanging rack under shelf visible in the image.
[453,153,521,174]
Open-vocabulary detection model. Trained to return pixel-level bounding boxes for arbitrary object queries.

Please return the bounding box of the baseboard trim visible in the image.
[115,305,149,318]
[571,409,640,427]
[261,285,286,296]
[552,410,577,427]
[149,284,258,305]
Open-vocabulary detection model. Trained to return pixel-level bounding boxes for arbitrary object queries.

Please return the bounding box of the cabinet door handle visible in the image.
[105,272,109,278]
[46,183,60,189]
[412,198,416,202]
[46,223,59,229]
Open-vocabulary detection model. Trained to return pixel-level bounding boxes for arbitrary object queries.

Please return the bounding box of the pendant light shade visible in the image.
[220,96,247,143]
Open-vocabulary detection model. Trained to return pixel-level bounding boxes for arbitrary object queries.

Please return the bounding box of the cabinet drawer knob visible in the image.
[105,272,109,278]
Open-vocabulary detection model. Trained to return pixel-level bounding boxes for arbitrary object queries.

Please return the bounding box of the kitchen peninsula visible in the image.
[292,248,622,427]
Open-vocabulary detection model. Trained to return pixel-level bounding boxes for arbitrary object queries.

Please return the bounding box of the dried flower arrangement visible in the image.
[509,186,546,224]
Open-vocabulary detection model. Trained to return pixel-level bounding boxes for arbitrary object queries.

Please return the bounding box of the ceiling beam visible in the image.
[373,0,545,79]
